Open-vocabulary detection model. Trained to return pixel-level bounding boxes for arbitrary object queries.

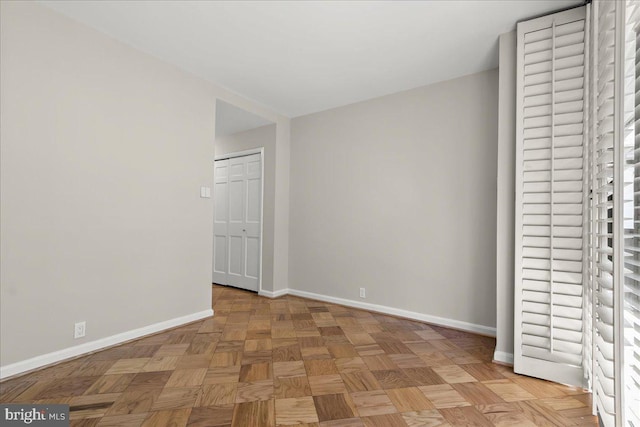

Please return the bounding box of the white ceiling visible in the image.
[216,100,273,138]
[41,0,582,118]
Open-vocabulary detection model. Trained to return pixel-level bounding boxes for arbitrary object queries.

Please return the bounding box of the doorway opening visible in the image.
[213,100,275,294]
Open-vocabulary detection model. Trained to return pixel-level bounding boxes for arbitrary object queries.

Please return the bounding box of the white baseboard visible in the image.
[0,309,213,380]
[286,289,496,337]
[493,350,514,365]
[258,288,288,298]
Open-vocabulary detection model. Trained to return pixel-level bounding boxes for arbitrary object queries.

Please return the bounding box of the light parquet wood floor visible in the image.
[0,285,598,426]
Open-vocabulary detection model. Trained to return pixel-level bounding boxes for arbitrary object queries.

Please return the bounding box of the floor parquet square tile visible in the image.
[239,362,272,382]
[71,361,116,378]
[34,376,100,400]
[187,404,235,427]
[105,359,150,375]
[481,408,538,426]
[360,413,407,427]
[308,374,347,396]
[401,409,448,427]
[320,327,344,336]
[177,354,213,369]
[235,380,274,403]
[318,418,363,427]
[378,342,412,355]
[442,350,481,365]
[419,352,453,367]
[241,350,273,365]
[96,412,149,427]
[509,376,566,398]
[385,387,434,412]
[406,342,438,355]
[362,355,397,371]
[301,347,331,360]
[460,363,506,382]
[246,329,271,340]
[438,406,493,426]
[204,365,241,384]
[371,369,417,389]
[216,341,244,353]
[341,371,382,393]
[127,346,161,359]
[71,418,102,427]
[538,395,587,410]
[403,367,446,386]
[244,338,272,352]
[84,374,136,395]
[164,368,207,388]
[418,384,471,409]
[106,390,161,416]
[272,328,298,339]
[275,376,313,398]
[198,383,238,406]
[154,344,190,357]
[0,379,36,402]
[126,371,172,392]
[141,408,191,426]
[388,354,427,369]
[431,365,477,384]
[275,396,319,425]
[356,343,385,357]
[222,328,247,341]
[209,351,242,368]
[299,337,325,348]
[68,392,120,419]
[150,386,200,411]
[334,357,367,374]
[142,356,180,372]
[451,382,504,405]
[313,393,357,421]
[350,390,397,417]
[273,342,303,362]
[482,379,536,402]
[327,344,358,359]
[305,359,339,376]
[516,399,578,426]
[232,400,275,427]
[274,361,307,378]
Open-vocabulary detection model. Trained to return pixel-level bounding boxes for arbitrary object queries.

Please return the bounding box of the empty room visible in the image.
[1,0,638,426]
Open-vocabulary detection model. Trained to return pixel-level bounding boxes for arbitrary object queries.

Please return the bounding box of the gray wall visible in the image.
[0,2,289,368]
[495,32,516,363]
[289,69,499,330]
[215,124,277,293]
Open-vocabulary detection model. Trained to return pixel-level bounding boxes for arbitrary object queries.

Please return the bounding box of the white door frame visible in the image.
[213,147,265,294]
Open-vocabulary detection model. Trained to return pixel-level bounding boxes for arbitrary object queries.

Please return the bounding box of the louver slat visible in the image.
[590,1,616,425]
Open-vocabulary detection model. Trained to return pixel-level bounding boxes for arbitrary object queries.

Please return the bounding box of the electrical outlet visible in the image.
[359,288,366,298]
[74,321,86,339]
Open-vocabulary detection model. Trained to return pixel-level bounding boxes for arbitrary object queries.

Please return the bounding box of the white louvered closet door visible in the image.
[591,1,618,424]
[515,5,588,387]
[623,4,640,425]
[620,1,639,425]
[591,1,640,425]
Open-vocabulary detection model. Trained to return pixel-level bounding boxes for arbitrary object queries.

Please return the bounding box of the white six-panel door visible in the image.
[212,153,262,292]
